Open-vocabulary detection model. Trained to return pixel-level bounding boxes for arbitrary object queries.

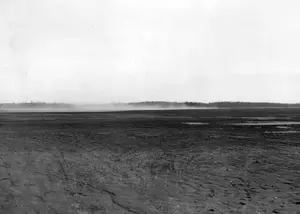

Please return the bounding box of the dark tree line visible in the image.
[128,101,300,108]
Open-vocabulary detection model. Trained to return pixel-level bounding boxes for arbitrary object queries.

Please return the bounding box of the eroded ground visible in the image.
[0,109,300,213]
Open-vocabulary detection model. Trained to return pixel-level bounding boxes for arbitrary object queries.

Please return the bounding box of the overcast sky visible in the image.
[1,0,300,103]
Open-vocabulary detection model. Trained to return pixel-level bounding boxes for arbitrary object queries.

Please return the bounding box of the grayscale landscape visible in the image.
[1,0,300,213]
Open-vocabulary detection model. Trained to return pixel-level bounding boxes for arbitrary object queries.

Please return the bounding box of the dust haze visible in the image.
[0,103,211,112]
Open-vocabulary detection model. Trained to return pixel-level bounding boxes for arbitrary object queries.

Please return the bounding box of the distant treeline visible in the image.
[128,101,300,108]
[1,101,300,110]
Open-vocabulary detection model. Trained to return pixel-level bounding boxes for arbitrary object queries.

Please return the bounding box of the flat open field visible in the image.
[0,109,300,214]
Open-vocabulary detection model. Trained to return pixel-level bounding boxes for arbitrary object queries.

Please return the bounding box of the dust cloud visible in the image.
[0,103,212,112]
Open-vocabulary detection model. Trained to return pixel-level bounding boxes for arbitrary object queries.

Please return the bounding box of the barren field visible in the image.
[0,109,300,214]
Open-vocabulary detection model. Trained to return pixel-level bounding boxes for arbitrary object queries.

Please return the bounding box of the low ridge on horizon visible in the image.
[1,101,300,109]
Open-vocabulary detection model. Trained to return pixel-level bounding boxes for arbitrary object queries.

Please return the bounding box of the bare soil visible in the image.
[0,109,300,213]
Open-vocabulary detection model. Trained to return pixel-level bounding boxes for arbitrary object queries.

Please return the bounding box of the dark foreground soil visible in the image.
[0,109,300,214]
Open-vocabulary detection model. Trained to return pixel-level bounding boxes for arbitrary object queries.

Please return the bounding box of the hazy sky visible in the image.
[1,0,300,103]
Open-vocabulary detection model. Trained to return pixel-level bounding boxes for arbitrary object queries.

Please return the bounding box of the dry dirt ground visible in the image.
[0,109,300,214]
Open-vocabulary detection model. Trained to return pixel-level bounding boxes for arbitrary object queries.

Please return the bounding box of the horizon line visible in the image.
[1,101,300,105]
